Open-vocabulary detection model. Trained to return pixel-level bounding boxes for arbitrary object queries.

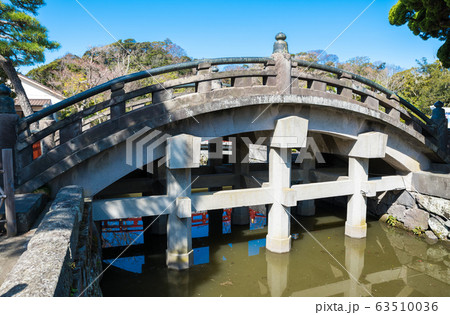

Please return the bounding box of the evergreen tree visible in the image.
[389,0,450,68]
[0,0,59,117]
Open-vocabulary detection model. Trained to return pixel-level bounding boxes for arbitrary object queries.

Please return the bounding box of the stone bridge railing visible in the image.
[10,34,448,190]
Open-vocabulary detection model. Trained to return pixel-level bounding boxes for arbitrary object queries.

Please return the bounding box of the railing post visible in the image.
[39,116,56,154]
[196,62,212,93]
[0,84,18,184]
[110,82,126,119]
[2,149,16,237]
[431,101,448,154]
[268,32,292,95]
[338,73,353,98]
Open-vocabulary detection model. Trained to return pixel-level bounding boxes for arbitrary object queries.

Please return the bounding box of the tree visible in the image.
[389,0,450,67]
[391,58,450,115]
[0,0,59,117]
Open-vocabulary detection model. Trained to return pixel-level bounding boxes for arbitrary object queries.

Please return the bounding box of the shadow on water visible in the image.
[100,203,450,297]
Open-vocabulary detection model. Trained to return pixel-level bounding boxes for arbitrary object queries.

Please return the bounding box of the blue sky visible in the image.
[19,0,443,74]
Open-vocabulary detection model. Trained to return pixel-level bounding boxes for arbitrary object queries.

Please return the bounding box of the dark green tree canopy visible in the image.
[0,0,59,66]
[389,0,450,67]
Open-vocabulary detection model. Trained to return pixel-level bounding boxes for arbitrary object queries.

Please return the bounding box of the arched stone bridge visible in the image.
[9,33,449,269]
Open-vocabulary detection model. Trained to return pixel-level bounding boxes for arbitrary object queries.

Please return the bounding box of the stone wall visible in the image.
[0,186,102,297]
[369,190,450,242]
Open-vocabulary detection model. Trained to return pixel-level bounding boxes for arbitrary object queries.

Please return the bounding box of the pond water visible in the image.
[100,205,450,297]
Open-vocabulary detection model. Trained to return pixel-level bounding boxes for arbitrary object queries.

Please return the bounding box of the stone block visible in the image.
[349,132,388,158]
[271,116,308,148]
[415,193,450,220]
[396,190,415,208]
[0,193,47,233]
[428,217,449,240]
[412,172,450,200]
[425,230,438,243]
[166,134,201,169]
[176,197,191,219]
[403,207,429,230]
[387,204,406,221]
[0,186,84,297]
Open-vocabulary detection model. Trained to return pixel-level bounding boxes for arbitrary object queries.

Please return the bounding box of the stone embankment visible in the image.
[0,186,102,297]
[369,171,450,242]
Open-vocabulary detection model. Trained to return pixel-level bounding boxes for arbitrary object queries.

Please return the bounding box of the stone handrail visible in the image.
[292,59,433,125]
[15,52,443,176]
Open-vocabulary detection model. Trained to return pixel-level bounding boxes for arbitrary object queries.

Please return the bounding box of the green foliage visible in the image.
[27,38,191,119]
[389,0,450,67]
[412,226,425,235]
[0,0,59,67]
[392,58,450,115]
[386,215,398,227]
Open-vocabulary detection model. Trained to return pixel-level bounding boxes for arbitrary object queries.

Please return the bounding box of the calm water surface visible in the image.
[100,205,450,297]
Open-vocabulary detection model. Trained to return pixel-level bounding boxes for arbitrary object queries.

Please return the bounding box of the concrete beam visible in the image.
[92,195,172,221]
[166,134,201,169]
[191,187,273,211]
[349,132,388,159]
[291,180,354,201]
[271,116,308,148]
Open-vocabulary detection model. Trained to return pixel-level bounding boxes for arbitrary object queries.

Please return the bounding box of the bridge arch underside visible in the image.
[33,94,442,198]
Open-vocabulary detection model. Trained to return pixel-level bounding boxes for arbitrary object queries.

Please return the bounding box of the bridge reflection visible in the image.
[100,214,450,297]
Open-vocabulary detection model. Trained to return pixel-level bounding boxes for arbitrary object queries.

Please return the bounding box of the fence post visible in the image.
[431,101,448,154]
[3,149,16,236]
[0,84,18,185]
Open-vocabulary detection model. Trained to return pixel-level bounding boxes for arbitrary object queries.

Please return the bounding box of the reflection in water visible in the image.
[193,246,209,265]
[101,218,144,248]
[100,206,450,297]
[103,256,145,274]
[248,239,266,256]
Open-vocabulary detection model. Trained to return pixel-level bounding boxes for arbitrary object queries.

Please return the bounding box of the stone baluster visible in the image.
[362,94,379,111]
[153,84,173,105]
[110,82,126,119]
[431,101,448,154]
[387,94,401,121]
[59,118,82,144]
[266,33,292,94]
[346,132,387,238]
[338,73,353,98]
[266,116,308,253]
[196,62,212,93]
[39,115,56,154]
[211,66,222,90]
[308,80,327,92]
[166,133,201,270]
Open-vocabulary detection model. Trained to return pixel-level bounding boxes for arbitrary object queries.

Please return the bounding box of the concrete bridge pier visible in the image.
[345,132,388,238]
[166,134,201,270]
[266,116,308,253]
